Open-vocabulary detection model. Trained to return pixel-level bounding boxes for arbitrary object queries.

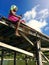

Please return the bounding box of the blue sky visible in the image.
[0,0,49,36]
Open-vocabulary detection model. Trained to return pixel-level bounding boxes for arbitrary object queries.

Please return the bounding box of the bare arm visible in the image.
[11,10,22,19]
[11,10,16,16]
[16,15,22,19]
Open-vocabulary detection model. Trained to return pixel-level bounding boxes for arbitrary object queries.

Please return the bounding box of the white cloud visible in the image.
[23,5,49,32]
[23,5,39,21]
[23,8,36,21]
[38,9,49,19]
[26,20,47,32]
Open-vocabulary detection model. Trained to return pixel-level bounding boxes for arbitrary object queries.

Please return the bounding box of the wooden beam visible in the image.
[41,52,49,62]
[14,52,16,65]
[20,32,34,46]
[0,21,49,42]
[1,50,4,65]
[0,42,34,57]
[36,40,43,65]
[42,61,47,63]
[41,48,49,51]
[25,56,28,65]
[0,21,8,26]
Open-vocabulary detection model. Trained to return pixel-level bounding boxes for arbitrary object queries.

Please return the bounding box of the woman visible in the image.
[8,5,21,36]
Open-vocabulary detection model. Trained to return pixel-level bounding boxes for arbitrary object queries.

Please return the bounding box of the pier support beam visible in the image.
[1,50,4,65]
[35,40,43,65]
[14,52,16,65]
[25,56,28,65]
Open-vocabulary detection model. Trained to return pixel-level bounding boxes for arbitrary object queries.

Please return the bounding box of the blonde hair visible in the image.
[11,5,18,11]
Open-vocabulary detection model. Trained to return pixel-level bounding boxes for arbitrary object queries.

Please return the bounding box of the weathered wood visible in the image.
[0,17,49,65]
[36,40,43,65]
[0,19,49,42]
[42,61,47,63]
[14,52,16,65]
[41,48,49,51]
[25,56,28,65]
[0,42,34,57]
[20,32,34,46]
[41,52,49,62]
[1,50,4,65]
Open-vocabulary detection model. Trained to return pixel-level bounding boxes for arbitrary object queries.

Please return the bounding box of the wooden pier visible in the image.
[0,17,49,65]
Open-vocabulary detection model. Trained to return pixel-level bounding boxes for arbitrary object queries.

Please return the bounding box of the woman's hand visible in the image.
[16,15,22,19]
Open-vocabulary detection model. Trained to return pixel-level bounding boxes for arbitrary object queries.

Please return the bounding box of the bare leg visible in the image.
[15,21,20,36]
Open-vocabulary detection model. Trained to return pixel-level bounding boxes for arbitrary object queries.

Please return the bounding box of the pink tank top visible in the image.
[8,14,19,23]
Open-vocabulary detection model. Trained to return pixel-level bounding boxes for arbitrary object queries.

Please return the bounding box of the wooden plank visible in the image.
[0,42,34,57]
[41,48,49,51]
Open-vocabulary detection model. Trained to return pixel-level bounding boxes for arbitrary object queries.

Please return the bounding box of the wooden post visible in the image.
[1,50,4,65]
[14,52,16,65]
[35,40,43,65]
[25,56,28,65]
